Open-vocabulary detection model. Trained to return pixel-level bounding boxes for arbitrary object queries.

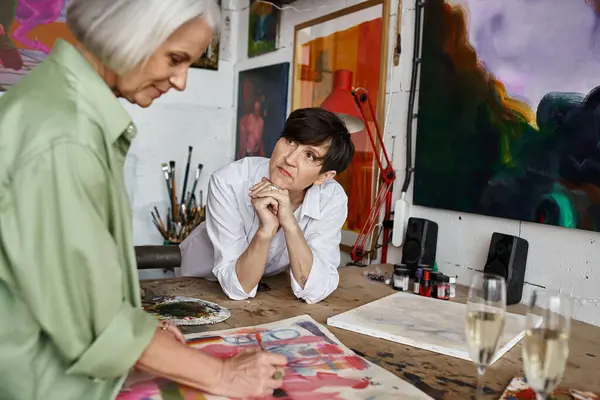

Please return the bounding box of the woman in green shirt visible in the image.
[0,1,286,399]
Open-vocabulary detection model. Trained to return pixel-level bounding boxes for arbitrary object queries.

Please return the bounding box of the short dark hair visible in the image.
[281,107,355,174]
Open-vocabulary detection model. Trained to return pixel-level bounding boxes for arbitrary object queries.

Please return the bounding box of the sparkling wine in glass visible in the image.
[465,273,507,398]
[522,291,572,400]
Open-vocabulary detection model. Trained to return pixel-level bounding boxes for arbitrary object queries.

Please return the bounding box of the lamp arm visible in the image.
[351,87,394,182]
[347,88,396,265]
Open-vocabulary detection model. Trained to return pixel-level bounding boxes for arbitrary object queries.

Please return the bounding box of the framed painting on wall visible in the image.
[248,0,280,58]
[292,0,390,249]
[191,0,221,70]
[235,62,290,160]
[0,0,78,91]
[415,0,600,233]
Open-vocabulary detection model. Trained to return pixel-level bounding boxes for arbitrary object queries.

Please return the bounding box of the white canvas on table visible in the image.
[327,292,527,364]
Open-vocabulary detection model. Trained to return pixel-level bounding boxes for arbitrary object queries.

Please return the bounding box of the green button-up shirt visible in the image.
[0,40,157,400]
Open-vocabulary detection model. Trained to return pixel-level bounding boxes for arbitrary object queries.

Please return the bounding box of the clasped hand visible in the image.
[249,177,295,237]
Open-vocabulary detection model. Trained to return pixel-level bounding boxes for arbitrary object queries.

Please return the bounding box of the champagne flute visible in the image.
[522,291,572,400]
[465,273,507,399]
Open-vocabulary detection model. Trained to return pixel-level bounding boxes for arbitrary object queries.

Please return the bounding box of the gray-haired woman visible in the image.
[0,1,286,399]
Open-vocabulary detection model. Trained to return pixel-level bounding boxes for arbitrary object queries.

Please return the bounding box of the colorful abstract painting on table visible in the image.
[499,376,598,400]
[191,0,221,70]
[0,0,77,90]
[248,0,279,58]
[293,4,383,233]
[116,315,432,400]
[414,0,600,232]
[235,63,289,160]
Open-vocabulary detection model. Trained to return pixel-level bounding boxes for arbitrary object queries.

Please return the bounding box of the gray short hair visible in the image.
[67,0,221,75]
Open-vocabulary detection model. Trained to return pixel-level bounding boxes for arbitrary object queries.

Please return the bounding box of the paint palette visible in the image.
[499,377,598,400]
[143,296,231,326]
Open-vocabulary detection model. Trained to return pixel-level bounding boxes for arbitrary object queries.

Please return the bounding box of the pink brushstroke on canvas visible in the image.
[116,316,425,399]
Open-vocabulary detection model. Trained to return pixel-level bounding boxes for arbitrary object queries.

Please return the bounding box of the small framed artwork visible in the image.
[235,62,290,160]
[292,0,390,246]
[248,0,280,58]
[191,0,221,70]
[0,0,78,91]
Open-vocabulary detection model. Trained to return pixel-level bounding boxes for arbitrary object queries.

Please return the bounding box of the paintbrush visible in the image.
[150,212,168,239]
[169,161,178,223]
[186,163,203,210]
[254,332,286,397]
[161,163,172,211]
[154,206,166,232]
[177,204,187,239]
[255,331,265,351]
[180,146,193,209]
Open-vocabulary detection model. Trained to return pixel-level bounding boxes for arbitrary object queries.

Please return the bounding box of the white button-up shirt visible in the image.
[179,157,348,304]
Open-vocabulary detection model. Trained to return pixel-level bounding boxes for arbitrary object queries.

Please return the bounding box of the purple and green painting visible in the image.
[0,0,76,91]
[414,0,600,232]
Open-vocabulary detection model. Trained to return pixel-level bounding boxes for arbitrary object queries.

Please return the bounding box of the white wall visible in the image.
[229,0,600,326]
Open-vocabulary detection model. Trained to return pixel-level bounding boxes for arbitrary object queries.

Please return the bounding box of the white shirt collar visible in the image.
[299,185,322,220]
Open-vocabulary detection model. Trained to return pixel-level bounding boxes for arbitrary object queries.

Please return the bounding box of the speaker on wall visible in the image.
[401,217,438,271]
[483,232,529,305]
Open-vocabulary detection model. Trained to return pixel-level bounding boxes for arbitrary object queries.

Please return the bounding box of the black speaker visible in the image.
[401,218,438,271]
[483,233,529,305]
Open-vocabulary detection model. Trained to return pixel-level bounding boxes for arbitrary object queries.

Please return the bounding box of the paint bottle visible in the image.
[416,267,424,279]
[449,276,457,299]
[393,266,410,291]
[430,271,441,299]
[420,270,431,297]
[436,275,450,300]
[413,268,423,294]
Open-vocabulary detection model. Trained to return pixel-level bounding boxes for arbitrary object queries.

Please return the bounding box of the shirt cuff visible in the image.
[214,263,258,300]
[66,302,157,379]
[290,254,339,304]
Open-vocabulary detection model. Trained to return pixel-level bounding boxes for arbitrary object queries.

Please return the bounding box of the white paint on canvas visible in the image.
[327,292,527,364]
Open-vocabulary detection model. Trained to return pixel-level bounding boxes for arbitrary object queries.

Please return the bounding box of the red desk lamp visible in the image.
[321,69,396,265]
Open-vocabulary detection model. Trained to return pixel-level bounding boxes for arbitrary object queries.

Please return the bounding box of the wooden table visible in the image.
[141,264,600,400]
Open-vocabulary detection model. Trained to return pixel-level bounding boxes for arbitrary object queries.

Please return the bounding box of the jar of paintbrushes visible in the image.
[150,146,205,244]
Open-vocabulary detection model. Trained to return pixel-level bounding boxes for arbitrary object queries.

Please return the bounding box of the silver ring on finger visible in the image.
[269,184,280,192]
[160,321,169,332]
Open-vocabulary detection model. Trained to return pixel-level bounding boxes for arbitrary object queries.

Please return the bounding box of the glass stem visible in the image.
[536,393,547,400]
[476,365,486,399]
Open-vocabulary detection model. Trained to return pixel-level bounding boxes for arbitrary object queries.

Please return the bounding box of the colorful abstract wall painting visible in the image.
[248,0,279,58]
[190,0,221,70]
[0,0,77,90]
[414,0,600,232]
[117,315,432,399]
[292,1,384,234]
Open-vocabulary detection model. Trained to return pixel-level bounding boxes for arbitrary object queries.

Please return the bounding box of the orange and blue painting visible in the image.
[415,0,600,232]
[0,0,76,90]
[293,16,382,233]
[116,315,429,399]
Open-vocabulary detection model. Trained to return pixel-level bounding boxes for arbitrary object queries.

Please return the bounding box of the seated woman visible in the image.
[179,107,355,304]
